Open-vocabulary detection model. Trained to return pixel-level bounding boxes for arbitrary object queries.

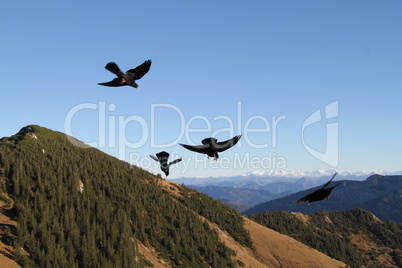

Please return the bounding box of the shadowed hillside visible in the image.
[0,125,346,267]
[244,175,402,223]
[188,185,284,212]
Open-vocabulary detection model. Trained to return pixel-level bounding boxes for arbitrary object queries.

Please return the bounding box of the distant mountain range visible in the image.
[171,170,402,213]
[243,174,402,223]
[171,170,402,189]
[243,169,402,178]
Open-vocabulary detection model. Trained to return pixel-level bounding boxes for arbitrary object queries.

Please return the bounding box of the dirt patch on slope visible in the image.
[137,240,171,267]
[291,212,311,224]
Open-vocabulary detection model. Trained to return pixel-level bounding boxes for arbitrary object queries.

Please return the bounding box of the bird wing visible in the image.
[169,158,182,166]
[216,135,242,152]
[201,138,216,145]
[98,78,122,87]
[294,191,316,204]
[127,60,152,80]
[322,172,338,189]
[105,62,124,77]
[150,155,159,162]
[179,143,209,154]
[327,183,341,191]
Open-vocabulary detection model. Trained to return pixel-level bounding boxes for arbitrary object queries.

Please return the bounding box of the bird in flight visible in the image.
[295,172,340,205]
[98,60,152,88]
[179,135,242,161]
[150,151,182,177]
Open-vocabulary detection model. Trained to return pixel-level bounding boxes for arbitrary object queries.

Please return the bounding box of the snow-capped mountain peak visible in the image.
[244,169,400,178]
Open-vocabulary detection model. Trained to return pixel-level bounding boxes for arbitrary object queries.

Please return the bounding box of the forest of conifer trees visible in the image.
[0,126,253,267]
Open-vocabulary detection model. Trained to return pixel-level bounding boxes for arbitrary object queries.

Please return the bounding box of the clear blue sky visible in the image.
[1,1,401,178]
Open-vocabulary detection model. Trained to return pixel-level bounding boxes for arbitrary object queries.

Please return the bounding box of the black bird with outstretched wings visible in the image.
[179,135,242,161]
[150,151,182,177]
[295,172,340,205]
[98,60,151,88]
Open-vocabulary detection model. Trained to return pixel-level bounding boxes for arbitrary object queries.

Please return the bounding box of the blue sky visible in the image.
[1,1,401,178]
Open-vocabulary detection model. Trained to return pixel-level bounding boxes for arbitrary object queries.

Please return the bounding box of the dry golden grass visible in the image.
[201,214,268,267]
[199,213,346,267]
[157,178,182,197]
[243,217,346,268]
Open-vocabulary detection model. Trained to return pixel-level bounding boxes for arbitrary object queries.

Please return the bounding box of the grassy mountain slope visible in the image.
[0,125,346,267]
[249,209,402,267]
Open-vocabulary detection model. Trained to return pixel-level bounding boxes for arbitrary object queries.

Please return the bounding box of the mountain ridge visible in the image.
[242,169,402,178]
[172,169,402,186]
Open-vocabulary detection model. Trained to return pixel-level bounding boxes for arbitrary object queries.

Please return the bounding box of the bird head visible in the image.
[162,168,169,177]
